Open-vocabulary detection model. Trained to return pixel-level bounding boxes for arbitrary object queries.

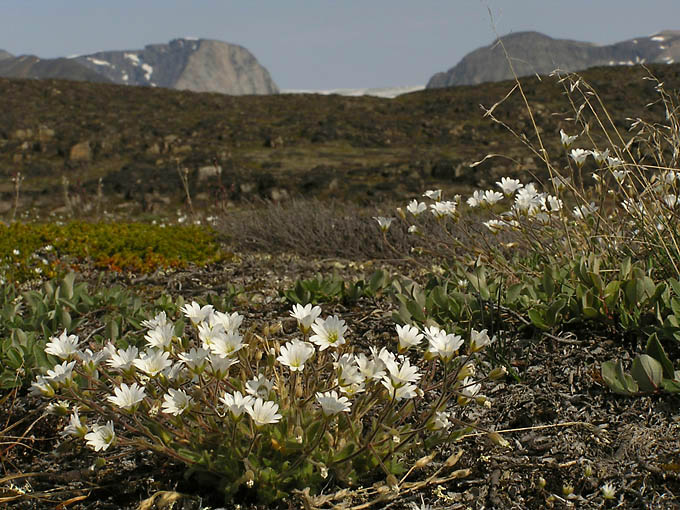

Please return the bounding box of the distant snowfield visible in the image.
[281,85,425,99]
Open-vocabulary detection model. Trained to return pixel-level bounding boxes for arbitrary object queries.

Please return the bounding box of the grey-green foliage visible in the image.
[602,334,680,395]
[0,273,155,389]
[282,270,391,305]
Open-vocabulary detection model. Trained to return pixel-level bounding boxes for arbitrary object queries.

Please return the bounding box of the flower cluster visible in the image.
[34,300,493,499]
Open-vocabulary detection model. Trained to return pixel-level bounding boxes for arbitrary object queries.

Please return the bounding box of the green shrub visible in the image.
[0,221,225,282]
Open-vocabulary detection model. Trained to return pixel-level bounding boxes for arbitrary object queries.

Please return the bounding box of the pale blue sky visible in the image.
[2,1,679,89]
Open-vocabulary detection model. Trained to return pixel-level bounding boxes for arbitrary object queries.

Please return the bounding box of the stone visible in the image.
[70,141,92,162]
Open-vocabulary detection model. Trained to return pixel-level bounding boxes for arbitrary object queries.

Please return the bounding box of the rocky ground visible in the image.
[2,252,679,510]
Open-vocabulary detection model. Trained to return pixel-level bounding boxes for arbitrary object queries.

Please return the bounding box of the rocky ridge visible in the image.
[428,30,680,88]
[0,38,278,95]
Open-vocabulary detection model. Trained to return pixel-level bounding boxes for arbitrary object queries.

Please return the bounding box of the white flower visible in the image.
[407,199,427,216]
[316,390,351,416]
[428,332,464,362]
[382,356,421,389]
[178,347,210,373]
[395,324,423,352]
[466,190,485,208]
[107,345,139,371]
[429,200,457,218]
[385,381,419,400]
[162,388,193,416]
[483,190,504,206]
[45,360,77,386]
[141,311,168,330]
[573,202,597,220]
[85,421,115,451]
[310,315,347,351]
[470,329,492,352]
[612,169,629,182]
[208,331,247,358]
[181,301,214,324]
[541,194,563,213]
[277,339,315,372]
[423,189,442,201]
[107,382,146,410]
[601,482,616,500]
[290,303,322,333]
[430,411,451,431]
[220,390,254,419]
[62,408,88,438]
[334,353,365,388]
[133,349,173,377]
[245,374,274,399]
[46,400,71,416]
[45,330,79,359]
[606,155,624,167]
[211,310,243,333]
[77,348,109,374]
[407,225,420,234]
[355,351,386,381]
[30,375,54,397]
[483,219,505,234]
[664,194,678,208]
[197,321,226,349]
[373,216,394,232]
[245,398,282,427]
[560,129,578,148]
[570,148,589,167]
[514,187,542,215]
[496,177,523,196]
[590,148,610,165]
[206,353,238,378]
[659,170,679,185]
[144,323,175,349]
[460,377,481,397]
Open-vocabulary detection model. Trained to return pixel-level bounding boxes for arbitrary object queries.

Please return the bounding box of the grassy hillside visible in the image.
[1,63,678,214]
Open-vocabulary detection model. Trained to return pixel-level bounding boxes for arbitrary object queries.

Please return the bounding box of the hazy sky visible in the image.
[2,1,679,90]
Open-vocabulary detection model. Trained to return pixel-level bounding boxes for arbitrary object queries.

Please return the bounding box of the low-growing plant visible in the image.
[0,273,161,389]
[602,334,680,395]
[0,221,225,282]
[32,300,503,504]
[282,270,391,305]
[382,68,680,400]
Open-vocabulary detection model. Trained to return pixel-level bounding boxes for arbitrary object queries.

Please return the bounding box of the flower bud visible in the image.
[457,363,475,380]
[244,470,255,488]
[386,474,399,489]
[537,476,546,489]
[444,449,463,467]
[488,366,508,380]
[487,431,510,447]
[415,453,435,469]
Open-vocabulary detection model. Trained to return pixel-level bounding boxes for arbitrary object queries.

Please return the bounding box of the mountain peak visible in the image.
[428,30,680,88]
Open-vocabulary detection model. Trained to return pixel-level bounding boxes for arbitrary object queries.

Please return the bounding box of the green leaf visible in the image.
[601,359,638,395]
[62,272,76,300]
[528,308,550,330]
[631,354,662,393]
[5,347,24,369]
[671,297,680,318]
[620,257,632,279]
[542,266,554,298]
[506,283,524,305]
[645,334,675,379]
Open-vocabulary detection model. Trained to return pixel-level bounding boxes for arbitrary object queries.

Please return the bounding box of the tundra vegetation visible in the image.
[1,68,679,509]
